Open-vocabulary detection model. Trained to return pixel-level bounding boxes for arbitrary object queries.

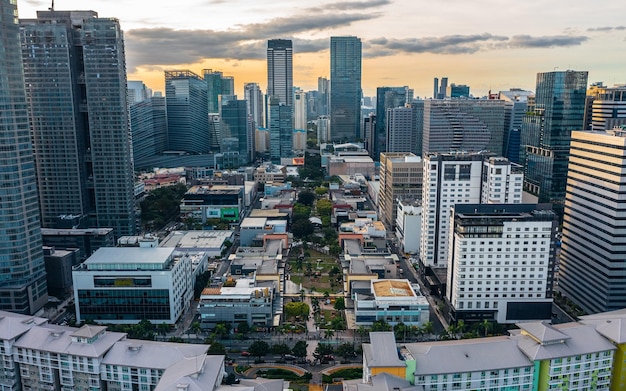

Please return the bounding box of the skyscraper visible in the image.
[317,77,330,116]
[165,70,209,153]
[559,128,626,313]
[268,97,293,164]
[585,83,626,131]
[330,36,362,142]
[374,86,411,158]
[423,99,506,156]
[386,106,418,154]
[0,0,48,313]
[244,82,264,129]
[450,83,470,98]
[294,89,308,130]
[378,152,423,230]
[221,98,253,165]
[21,10,136,238]
[130,95,167,169]
[521,70,588,215]
[266,39,293,107]
[498,88,534,164]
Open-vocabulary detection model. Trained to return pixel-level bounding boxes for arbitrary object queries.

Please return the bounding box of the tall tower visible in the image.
[386,106,418,155]
[268,97,293,164]
[330,36,362,142]
[20,10,136,238]
[221,98,252,165]
[559,129,626,313]
[377,152,423,230]
[244,82,264,129]
[375,86,410,158]
[294,89,308,130]
[266,39,293,107]
[521,70,588,216]
[0,0,48,313]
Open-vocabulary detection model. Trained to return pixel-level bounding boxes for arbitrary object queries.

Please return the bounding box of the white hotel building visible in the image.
[447,204,557,323]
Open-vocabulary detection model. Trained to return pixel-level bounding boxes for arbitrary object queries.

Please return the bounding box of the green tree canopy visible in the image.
[284,302,310,319]
[292,220,314,238]
[333,297,346,312]
[292,340,308,359]
[336,343,357,361]
[314,187,329,196]
[316,199,333,216]
[271,343,292,357]
[297,190,316,207]
[207,341,227,355]
[248,340,270,359]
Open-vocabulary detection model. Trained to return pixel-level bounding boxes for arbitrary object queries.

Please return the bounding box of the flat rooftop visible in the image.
[186,185,241,195]
[160,230,233,249]
[81,248,175,270]
[373,280,416,298]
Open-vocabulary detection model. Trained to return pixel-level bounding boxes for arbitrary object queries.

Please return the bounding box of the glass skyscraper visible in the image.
[20,10,136,238]
[221,98,253,165]
[521,70,588,215]
[268,97,293,164]
[374,86,411,159]
[0,0,48,313]
[330,36,362,142]
[266,39,293,107]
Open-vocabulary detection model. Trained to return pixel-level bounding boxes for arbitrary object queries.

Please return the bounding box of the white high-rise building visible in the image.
[244,82,264,128]
[420,153,524,268]
[294,89,308,130]
[559,128,626,314]
[447,204,557,323]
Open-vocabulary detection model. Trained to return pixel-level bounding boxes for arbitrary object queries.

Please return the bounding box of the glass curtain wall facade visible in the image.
[330,36,362,142]
[0,0,48,314]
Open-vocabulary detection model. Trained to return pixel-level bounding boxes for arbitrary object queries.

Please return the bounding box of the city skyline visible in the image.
[15,0,626,98]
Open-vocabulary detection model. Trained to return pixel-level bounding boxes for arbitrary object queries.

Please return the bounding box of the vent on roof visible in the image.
[49,330,62,338]
[176,384,189,390]
[127,344,142,352]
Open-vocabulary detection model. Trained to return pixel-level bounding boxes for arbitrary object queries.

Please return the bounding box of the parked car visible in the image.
[241,351,251,356]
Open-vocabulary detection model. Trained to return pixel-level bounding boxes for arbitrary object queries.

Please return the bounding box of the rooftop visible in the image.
[363,332,406,367]
[81,247,176,270]
[102,339,208,369]
[160,230,233,249]
[186,185,242,195]
[372,280,416,298]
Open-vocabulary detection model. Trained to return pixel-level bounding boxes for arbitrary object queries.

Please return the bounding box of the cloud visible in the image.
[506,35,588,48]
[364,33,589,57]
[587,26,626,32]
[366,33,508,55]
[126,12,378,70]
[320,0,391,11]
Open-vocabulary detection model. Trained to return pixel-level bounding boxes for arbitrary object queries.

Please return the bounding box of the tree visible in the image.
[207,341,227,355]
[271,343,292,357]
[324,328,335,340]
[356,326,369,342]
[292,340,308,360]
[333,297,346,312]
[481,319,492,337]
[394,322,409,342]
[336,343,356,362]
[371,319,392,331]
[284,302,310,320]
[292,219,314,238]
[297,190,316,207]
[191,321,201,336]
[158,323,170,336]
[313,343,334,362]
[331,317,345,331]
[214,323,229,340]
[421,321,434,336]
[237,321,251,337]
[248,340,270,361]
[224,373,237,385]
[292,204,311,222]
[316,198,332,216]
[314,187,329,196]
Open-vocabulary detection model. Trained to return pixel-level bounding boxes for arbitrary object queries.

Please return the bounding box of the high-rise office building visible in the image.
[435,77,448,99]
[317,77,330,116]
[584,83,626,131]
[294,89,308,130]
[423,99,506,156]
[130,96,167,169]
[330,36,362,142]
[559,128,626,313]
[386,106,419,155]
[266,39,293,107]
[420,153,523,268]
[374,86,411,158]
[165,70,209,153]
[268,97,293,164]
[450,83,470,98]
[498,89,533,164]
[204,69,225,114]
[21,10,136,238]
[244,82,264,129]
[378,152,423,230]
[221,98,253,165]
[433,77,439,99]
[521,70,588,215]
[0,0,48,314]
[127,80,151,105]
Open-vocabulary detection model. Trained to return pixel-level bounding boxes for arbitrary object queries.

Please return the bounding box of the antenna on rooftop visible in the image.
[49,0,54,11]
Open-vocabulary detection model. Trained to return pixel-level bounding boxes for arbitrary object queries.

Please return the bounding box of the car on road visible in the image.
[241,351,251,357]
[284,354,296,360]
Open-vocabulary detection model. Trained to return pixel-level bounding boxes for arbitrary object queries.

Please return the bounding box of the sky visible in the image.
[16,0,626,98]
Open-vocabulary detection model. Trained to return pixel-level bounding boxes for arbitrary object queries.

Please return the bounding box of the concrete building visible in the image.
[20,10,137,237]
[354,279,429,327]
[293,128,307,151]
[374,86,413,158]
[328,156,376,179]
[198,278,276,329]
[266,39,293,107]
[317,115,331,144]
[239,217,288,246]
[585,83,626,131]
[386,106,419,155]
[43,247,79,298]
[420,153,523,269]
[73,248,193,324]
[330,36,362,142]
[160,230,234,259]
[422,99,506,156]
[395,200,422,255]
[244,82,264,129]
[294,89,308,131]
[559,128,626,314]
[447,204,557,324]
[130,95,168,170]
[0,0,48,314]
[41,228,115,262]
[378,153,422,230]
[180,185,243,224]
[268,97,293,164]
[498,88,534,164]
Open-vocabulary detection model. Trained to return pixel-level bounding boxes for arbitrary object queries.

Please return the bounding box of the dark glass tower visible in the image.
[221,98,252,165]
[0,0,48,313]
[267,39,293,107]
[20,10,136,238]
[375,86,410,159]
[268,97,293,164]
[521,70,588,216]
[330,36,362,142]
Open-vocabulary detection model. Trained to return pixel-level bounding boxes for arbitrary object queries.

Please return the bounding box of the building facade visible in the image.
[354,279,429,327]
[330,36,362,142]
[266,39,293,107]
[521,70,588,215]
[268,97,293,164]
[386,106,419,155]
[20,10,136,237]
[0,0,48,314]
[447,204,557,324]
[586,83,626,131]
[73,248,193,324]
[130,96,167,169]
[559,129,626,314]
[378,153,423,230]
[375,86,412,158]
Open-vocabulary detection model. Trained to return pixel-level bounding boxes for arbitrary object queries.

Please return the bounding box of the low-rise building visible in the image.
[395,200,421,255]
[354,280,429,327]
[239,217,288,246]
[180,185,243,224]
[43,246,79,298]
[254,164,287,183]
[160,230,234,258]
[73,248,193,324]
[198,278,276,329]
[41,228,115,261]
